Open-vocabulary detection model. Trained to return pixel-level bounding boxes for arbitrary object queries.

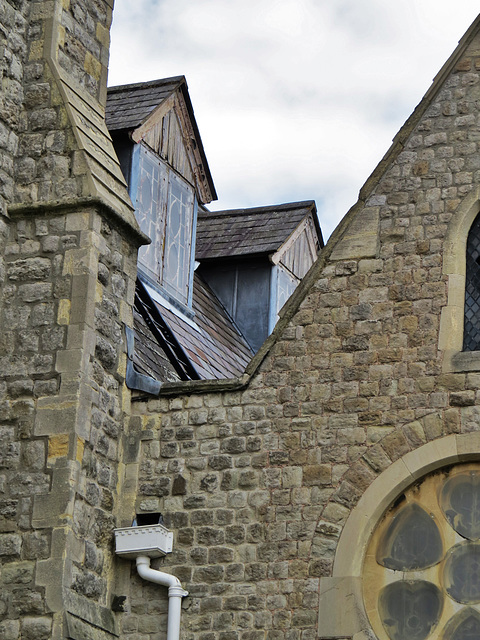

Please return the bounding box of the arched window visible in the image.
[464,213,480,350]
[364,464,480,640]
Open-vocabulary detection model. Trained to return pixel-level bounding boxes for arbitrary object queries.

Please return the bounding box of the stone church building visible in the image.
[3,1,480,639]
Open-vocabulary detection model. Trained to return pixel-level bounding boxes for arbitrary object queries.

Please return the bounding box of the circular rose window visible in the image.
[364,464,480,640]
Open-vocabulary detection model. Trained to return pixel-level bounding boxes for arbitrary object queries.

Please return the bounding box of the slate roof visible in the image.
[196,201,323,261]
[106,76,185,132]
[106,76,217,203]
[133,274,253,382]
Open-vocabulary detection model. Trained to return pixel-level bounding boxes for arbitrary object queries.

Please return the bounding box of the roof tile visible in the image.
[196,201,320,260]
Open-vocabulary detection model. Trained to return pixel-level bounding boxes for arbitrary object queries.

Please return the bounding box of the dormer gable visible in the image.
[106,77,216,310]
[196,201,323,351]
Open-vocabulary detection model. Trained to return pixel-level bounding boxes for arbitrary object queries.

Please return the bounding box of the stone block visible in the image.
[0,620,20,640]
[318,577,367,637]
[21,617,52,640]
[0,533,21,556]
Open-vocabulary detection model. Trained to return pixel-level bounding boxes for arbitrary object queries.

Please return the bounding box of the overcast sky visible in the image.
[108,1,479,240]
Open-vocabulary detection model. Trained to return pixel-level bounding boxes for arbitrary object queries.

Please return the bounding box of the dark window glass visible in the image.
[444,542,480,604]
[444,609,480,640]
[379,581,442,640]
[464,212,480,350]
[376,503,443,571]
[440,472,480,540]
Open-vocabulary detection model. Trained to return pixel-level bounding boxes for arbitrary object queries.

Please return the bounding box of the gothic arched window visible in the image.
[364,464,480,640]
[463,214,480,350]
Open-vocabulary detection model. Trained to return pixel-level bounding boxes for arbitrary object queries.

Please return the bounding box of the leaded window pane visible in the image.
[440,472,480,540]
[444,609,480,640]
[135,147,167,279]
[132,144,195,306]
[444,542,480,604]
[378,581,442,640]
[276,266,297,317]
[376,503,443,571]
[464,213,480,350]
[162,172,194,303]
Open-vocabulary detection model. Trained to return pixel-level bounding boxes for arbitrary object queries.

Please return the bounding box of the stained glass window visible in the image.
[364,465,480,640]
[378,581,442,640]
[444,609,480,640]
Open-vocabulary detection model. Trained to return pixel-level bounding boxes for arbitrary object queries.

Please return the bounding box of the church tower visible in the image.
[0,1,144,638]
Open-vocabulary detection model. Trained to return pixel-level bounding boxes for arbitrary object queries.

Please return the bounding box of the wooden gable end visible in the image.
[131,90,214,204]
[272,215,320,279]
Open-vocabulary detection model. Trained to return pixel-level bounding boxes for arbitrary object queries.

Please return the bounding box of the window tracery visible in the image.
[364,465,480,640]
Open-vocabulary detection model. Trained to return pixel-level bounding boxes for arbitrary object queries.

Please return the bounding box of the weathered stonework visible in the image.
[4,3,480,640]
[0,1,146,639]
[114,17,480,640]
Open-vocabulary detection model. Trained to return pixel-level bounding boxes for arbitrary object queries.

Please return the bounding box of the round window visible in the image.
[364,464,480,640]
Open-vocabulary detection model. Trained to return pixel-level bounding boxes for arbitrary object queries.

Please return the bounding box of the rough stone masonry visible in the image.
[3,3,480,640]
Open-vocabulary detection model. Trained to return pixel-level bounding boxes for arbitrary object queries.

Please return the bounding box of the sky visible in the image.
[108,1,480,240]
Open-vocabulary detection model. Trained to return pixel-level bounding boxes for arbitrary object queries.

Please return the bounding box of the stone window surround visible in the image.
[440,186,480,372]
[318,433,480,639]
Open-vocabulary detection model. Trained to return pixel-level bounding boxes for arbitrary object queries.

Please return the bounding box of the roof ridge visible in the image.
[199,200,315,218]
[107,76,186,93]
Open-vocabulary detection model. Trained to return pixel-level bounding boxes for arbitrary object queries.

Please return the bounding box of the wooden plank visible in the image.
[131,92,176,143]
[161,111,169,159]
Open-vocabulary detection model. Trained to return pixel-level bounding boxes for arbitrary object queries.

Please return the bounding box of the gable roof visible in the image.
[106,76,217,203]
[151,14,480,396]
[106,76,185,132]
[196,201,323,261]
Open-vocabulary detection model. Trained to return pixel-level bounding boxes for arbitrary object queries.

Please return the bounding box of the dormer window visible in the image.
[106,76,216,312]
[131,143,196,306]
[106,79,324,385]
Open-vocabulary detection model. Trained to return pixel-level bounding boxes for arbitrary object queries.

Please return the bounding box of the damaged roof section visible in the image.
[106,76,186,132]
[133,274,254,382]
[129,202,323,384]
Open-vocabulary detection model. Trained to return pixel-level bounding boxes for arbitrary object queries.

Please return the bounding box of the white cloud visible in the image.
[109,0,480,239]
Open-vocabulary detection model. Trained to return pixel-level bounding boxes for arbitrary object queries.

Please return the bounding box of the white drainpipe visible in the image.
[136,556,189,640]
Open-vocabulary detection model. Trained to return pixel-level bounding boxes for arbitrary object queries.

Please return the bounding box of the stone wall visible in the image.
[0,204,139,639]
[59,0,113,103]
[120,22,480,640]
[0,215,60,639]
[0,0,28,216]
[0,1,145,638]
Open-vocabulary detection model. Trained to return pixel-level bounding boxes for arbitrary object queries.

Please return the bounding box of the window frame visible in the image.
[129,142,197,309]
[317,431,479,639]
[439,187,480,372]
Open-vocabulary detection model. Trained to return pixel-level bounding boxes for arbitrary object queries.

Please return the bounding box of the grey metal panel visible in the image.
[235,263,271,352]
[200,260,271,353]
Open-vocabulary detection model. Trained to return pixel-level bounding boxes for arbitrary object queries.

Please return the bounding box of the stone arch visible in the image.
[439,185,480,371]
[318,431,480,639]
